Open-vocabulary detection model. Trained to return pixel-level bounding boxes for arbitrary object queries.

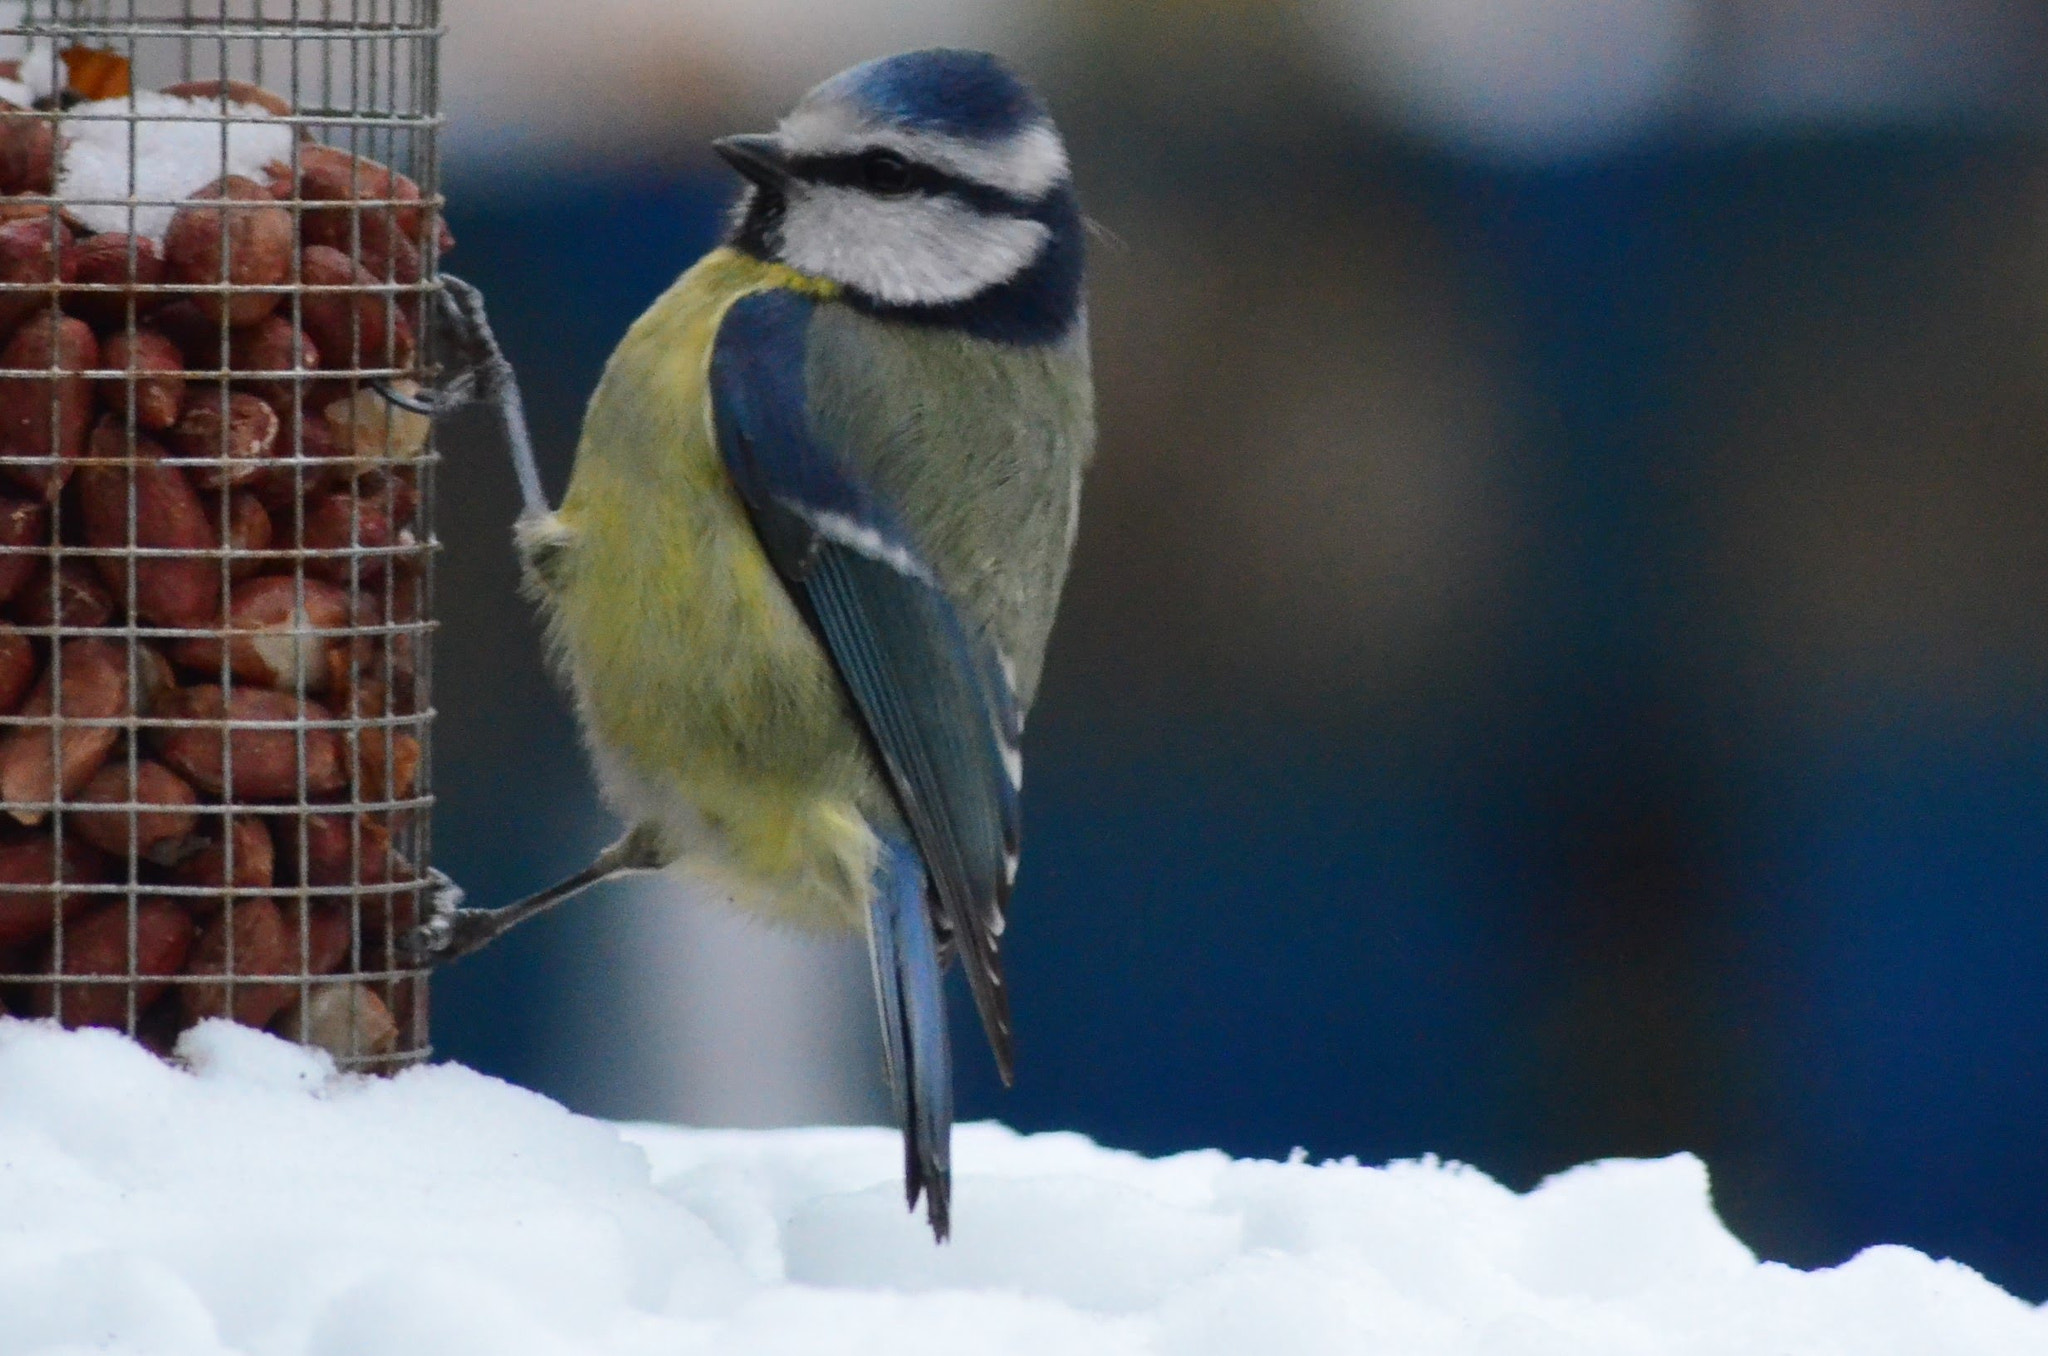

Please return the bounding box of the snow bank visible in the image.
[0,1019,2037,1355]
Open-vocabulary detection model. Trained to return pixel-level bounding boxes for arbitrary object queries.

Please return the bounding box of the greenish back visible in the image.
[805,306,1095,711]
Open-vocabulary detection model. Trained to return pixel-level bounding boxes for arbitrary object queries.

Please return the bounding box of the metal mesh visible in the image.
[0,0,440,1070]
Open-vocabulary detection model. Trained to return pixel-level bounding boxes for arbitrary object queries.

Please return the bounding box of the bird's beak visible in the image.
[714,134,792,190]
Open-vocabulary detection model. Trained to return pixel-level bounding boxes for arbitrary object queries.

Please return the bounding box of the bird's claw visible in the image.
[377,274,512,421]
[371,378,443,415]
[398,868,503,968]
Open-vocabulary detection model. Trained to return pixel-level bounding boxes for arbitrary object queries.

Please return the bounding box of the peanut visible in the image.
[0,624,31,713]
[181,895,297,1027]
[279,811,392,888]
[168,574,349,691]
[303,208,423,287]
[166,389,279,489]
[274,981,397,1059]
[68,759,200,861]
[163,176,293,326]
[0,106,53,196]
[285,900,354,976]
[219,490,272,579]
[279,145,431,241]
[336,678,419,803]
[0,214,74,340]
[0,312,98,498]
[157,80,294,119]
[77,421,221,628]
[97,326,186,431]
[63,233,168,329]
[21,897,194,1028]
[0,202,81,231]
[227,315,320,414]
[322,384,430,464]
[299,489,395,584]
[355,586,420,682]
[168,815,275,896]
[10,559,115,630]
[284,399,348,484]
[0,494,48,604]
[296,244,413,371]
[0,828,109,947]
[0,637,133,822]
[148,685,345,801]
[357,729,419,804]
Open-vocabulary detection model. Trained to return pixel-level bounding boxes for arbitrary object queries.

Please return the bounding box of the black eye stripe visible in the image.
[860,149,913,193]
[786,152,1034,215]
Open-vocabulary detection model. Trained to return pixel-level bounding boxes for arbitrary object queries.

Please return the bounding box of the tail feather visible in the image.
[866,837,954,1239]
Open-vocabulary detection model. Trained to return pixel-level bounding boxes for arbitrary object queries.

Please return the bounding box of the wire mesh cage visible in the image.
[0,1,441,1069]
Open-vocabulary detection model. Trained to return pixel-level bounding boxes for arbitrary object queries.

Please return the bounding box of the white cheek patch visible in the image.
[781,101,1069,200]
[778,185,1050,306]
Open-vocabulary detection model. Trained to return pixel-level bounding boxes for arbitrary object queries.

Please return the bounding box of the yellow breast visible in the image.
[527,249,879,929]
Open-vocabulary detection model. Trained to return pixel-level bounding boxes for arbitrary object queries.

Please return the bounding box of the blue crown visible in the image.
[828,49,1046,141]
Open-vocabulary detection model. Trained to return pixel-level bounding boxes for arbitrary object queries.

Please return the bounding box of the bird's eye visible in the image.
[860,150,914,195]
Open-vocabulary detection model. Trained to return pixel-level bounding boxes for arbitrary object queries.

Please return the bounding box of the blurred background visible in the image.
[422,0,2048,1298]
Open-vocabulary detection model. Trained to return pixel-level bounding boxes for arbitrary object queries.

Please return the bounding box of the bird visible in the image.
[407,49,1093,1240]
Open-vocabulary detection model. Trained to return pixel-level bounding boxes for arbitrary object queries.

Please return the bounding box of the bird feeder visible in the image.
[0,1,443,1069]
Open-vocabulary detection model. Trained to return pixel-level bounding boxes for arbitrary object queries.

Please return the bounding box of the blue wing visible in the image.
[710,287,1022,1088]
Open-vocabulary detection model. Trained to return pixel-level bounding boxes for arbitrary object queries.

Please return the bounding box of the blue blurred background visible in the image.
[424,0,2048,1299]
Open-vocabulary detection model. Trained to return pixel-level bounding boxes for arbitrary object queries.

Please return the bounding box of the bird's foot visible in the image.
[401,832,663,969]
[398,869,508,967]
[390,272,549,517]
[373,274,512,420]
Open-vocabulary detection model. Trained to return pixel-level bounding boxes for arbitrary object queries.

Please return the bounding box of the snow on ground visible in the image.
[0,1019,2037,1356]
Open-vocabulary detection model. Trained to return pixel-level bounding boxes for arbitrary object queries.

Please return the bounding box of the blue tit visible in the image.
[412,49,1093,1239]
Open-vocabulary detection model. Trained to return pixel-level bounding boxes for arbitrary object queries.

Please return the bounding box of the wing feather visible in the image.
[710,287,1020,1080]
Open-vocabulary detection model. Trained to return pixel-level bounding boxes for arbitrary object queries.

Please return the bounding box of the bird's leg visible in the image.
[380,273,582,969]
[401,825,669,967]
[376,272,550,519]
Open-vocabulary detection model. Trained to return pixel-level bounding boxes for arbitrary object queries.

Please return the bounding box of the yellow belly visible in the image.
[524,249,878,930]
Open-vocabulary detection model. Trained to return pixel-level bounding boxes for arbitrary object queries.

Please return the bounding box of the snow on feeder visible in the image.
[0,2,443,1069]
